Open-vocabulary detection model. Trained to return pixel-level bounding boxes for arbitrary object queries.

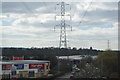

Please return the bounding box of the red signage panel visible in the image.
[13,57,24,60]
[29,64,44,69]
[2,64,12,70]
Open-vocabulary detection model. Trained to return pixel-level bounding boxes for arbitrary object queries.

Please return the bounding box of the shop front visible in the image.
[0,60,50,79]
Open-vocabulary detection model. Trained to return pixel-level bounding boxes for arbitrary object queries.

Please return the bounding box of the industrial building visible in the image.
[0,60,50,79]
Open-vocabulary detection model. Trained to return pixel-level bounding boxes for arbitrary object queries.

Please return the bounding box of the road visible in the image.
[54,73,71,80]
[58,73,71,78]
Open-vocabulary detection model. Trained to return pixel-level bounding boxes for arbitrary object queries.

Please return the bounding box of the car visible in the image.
[70,75,75,78]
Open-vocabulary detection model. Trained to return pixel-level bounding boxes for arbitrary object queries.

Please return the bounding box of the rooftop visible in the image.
[0,60,50,64]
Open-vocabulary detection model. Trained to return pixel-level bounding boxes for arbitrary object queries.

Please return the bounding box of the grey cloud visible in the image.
[2,2,57,13]
[2,2,118,27]
[1,2,118,49]
[74,8,118,27]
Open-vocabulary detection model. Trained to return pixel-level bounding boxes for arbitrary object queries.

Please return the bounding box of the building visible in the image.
[0,60,50,79]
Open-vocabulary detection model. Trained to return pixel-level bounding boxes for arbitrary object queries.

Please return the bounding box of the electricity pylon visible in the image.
[54,2,72,73]
[55,2,72,48]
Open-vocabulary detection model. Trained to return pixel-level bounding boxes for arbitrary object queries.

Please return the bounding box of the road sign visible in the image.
[80,56,85,58]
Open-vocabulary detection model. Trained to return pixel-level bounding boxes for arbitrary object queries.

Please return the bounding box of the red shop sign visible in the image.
[29,64,44,69]
[13,57,24,60]
[2,64,12,70]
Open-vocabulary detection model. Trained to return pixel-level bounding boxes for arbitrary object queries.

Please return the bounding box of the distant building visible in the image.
[0,60,50,79]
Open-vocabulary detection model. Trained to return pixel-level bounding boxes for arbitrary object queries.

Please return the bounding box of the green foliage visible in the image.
[59,59,72,72]
[95,50,118,78]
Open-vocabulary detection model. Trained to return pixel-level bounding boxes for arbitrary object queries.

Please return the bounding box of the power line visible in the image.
[79,0,93,25]
[21,1,34,14]
[20,1,45,24]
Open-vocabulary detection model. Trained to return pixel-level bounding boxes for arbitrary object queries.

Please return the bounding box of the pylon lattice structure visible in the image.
[107,40,110,49]
[55,2,71,48]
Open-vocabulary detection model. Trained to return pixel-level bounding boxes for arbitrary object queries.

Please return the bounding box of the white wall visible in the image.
[0,64,2,75]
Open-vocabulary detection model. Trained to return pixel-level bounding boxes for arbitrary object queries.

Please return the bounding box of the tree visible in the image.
[95,50,118,78]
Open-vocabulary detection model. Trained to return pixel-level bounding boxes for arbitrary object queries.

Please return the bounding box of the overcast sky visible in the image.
[0,1,119,50]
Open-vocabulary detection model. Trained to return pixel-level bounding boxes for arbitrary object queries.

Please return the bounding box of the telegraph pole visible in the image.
[55,2,72,73]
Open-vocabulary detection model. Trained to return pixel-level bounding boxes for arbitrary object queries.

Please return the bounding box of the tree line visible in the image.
[2,47,102,57]
[1,47,119,77]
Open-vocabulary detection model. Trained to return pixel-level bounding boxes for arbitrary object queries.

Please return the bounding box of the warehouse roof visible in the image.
[0,60,50,64]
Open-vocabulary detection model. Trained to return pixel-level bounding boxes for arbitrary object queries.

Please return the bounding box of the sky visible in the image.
[0,0,119,50]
